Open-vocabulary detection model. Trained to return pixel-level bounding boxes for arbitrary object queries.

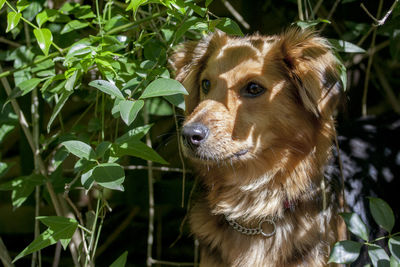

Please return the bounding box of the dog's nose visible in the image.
[182,123,209,148]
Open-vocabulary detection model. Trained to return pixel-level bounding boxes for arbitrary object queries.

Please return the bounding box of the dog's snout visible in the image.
[182,123,209,148]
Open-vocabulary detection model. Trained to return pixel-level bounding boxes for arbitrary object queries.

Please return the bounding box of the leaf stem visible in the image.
[77,224,93,235]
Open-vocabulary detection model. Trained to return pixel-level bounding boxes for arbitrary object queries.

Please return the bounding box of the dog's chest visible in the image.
[190,201,333,267]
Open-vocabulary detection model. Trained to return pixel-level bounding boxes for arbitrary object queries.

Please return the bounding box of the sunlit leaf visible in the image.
[140,78,188,99]
[36,9,58,27]
[6,12,22,33]
[329,39,366,53]
[0,0,6,10]
[34,28,53,56]
[340,213,369,241]
[60,20,90,34]
[119,100,144,126]
[61,140,96,160]
[0,174,46,209]
[13,216,78,262]
[216,18,243,36]
[18,78,42,96]
[115,125,152,144]
[113,140,168,164]
[89,80,125,100]
[295,19,330,29]
[328,240,362,264]
[389,237,400,263]
[91,163,125,191]
[368,244,390,267]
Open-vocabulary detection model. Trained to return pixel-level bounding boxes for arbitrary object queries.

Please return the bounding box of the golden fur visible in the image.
[172,29,343,266]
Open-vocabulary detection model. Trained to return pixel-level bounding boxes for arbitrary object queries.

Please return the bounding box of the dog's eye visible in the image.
[201,79,211,94]
[241,82,266,98]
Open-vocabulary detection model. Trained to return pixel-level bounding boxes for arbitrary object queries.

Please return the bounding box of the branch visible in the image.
[0,237,14,267]
[221,0,250,29]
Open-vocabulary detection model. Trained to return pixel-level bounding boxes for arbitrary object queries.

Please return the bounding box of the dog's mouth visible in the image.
[183,146,250,163]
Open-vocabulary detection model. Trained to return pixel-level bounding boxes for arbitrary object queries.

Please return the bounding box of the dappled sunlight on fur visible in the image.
[172,28,344,266]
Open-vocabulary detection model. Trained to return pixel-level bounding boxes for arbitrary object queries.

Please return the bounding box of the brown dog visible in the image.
[172,29,343,266]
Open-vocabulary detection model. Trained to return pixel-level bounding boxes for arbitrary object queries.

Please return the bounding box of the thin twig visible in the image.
[362,0,383,116]
[0,37,21,47]
[124,165,189,173]
[320,0,341,32]
[0,237,14,267]
[150,259,195,266]
[173,107,187,208]
[144,101,155,267]
[312,0,324,15]
[221,0,250,29]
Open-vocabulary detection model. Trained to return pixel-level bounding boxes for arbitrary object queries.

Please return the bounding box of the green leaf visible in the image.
[164,94,185,110]
[216,18,243,36]
[328,240,362,264]
[13,216,78,262]
[119,100,144,126]
[34,28,53,56]
[91,163,125,191]
[340,213,369,241]
[60,20,90,34]
[16,0,29,11]
[65,70,79,91]
[389,237,400,263]
[368,244,390,267]
[113,140,168,164]
[52,147,69,170]
[140,78,188,99]
[110,251,128,267]
[174,17,201,41]
[390,255,400,267]
[0,0,6,10]
[0,174,45,209]
[329,39,366,53]
[62,140,96,160]
[205,0,214,7]
[126,0,148,14]
[47,90,73,132]
[36,9,57,27]
[115,124,152,144]
[89,80,125,100]
[6,12,22,33]
[369,197,395,233]
[81,168,94,190]
[17,78,42,96]
[96,141,112,159]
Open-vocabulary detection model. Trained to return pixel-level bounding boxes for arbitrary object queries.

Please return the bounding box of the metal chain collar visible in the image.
[225,216,276,237]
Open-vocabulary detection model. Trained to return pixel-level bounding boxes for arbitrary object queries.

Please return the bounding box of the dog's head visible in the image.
[172,29,342,166]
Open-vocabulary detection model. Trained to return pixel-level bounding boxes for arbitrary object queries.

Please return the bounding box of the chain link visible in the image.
[225,216,276,237]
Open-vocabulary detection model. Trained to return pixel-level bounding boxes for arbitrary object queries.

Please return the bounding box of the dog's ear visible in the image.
[171,31,227,114]
[278,29,342,118]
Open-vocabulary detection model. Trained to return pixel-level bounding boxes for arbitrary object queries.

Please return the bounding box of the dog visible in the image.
[172,29,344,266]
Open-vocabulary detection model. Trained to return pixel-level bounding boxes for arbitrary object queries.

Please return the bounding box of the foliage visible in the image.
[329,198,400,266]
[0,0,242,265]
[0,0,399,266]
